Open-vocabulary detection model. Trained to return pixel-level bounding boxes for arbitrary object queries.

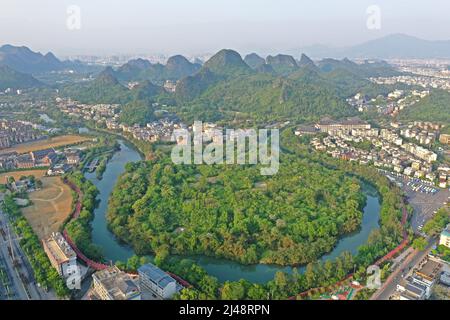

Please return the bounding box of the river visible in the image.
[86,139,381,283]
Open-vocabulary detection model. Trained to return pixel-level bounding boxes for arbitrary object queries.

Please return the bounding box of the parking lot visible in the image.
[378,169,450,233]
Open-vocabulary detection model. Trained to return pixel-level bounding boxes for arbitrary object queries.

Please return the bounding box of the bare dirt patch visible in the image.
[0,135,91,155]
[21,176,73,239]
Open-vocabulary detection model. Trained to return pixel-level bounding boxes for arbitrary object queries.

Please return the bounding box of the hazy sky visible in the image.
[1,0,449,57]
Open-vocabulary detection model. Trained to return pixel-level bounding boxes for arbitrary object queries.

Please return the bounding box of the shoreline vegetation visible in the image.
[63,171,103,261]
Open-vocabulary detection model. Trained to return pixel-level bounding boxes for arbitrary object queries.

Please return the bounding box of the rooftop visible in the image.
[416,259,442,281]
[317,117,369,127]
[93,266,140,300]
[43,232,76,264]
[441,224,450,237]
[138,263,176,289]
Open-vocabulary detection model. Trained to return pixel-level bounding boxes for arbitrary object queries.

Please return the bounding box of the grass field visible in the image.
[0,169,47,184]
[0,135,91,155]
[21,176,73,239]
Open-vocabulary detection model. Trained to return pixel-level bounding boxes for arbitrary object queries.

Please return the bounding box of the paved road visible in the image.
[372,239,436,300]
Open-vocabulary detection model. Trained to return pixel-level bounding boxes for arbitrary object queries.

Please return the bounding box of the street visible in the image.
[372,238,437,300]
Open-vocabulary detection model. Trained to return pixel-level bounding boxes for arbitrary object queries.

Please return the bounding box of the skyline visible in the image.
[1,0,450,56]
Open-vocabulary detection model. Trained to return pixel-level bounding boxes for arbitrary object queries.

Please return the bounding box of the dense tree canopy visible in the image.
[107,152,365,266]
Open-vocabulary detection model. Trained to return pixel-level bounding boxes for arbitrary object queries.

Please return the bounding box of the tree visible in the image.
[412,237,428,251]
[220,281,245,300]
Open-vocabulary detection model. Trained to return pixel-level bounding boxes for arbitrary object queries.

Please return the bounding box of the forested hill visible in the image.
[399,90,450,123]
[57,49,400,123]
[59,66,168,105]
[0,65,43,91]
[114,55,201,83]
[174,50,400,122]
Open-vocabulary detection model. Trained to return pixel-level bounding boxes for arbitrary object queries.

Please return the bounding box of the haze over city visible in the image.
[1,0,450,56]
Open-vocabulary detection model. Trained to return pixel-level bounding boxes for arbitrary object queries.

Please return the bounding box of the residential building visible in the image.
[315,117,371,133]
[15,154,35,168]
[397,278,428,300]
[138,263,179,299]
[440,272,450,286]
[42,232,78,279]
[91,266,141,300]
[396,259,442,300]
[66,151,81,165]
[439,225,450,248]
[30,148,56,163]
[439,134,450,145]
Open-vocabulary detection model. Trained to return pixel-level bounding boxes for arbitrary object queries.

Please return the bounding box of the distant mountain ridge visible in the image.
[301,34,450,59]
[266,54,299,75]
[244,53,266,69]
[175,49,253,101]
[115,55,201,83]
[0,44,103,75]
[60,65,167,104]
[0,44,64,73]
[0,65,43,91]
[203,49,253,77]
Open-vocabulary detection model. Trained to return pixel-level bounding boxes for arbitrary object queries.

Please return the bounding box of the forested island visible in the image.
[107,154,365,266]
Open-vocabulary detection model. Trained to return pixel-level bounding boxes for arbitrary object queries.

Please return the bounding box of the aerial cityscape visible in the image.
[0,0,449,312]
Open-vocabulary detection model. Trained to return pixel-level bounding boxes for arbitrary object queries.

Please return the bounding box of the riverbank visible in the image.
[86,126,148,160]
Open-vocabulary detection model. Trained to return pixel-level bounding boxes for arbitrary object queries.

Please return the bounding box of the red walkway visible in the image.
[63,179,109,270]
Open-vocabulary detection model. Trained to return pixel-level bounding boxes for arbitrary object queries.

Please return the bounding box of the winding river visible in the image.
[86,139,381,283]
